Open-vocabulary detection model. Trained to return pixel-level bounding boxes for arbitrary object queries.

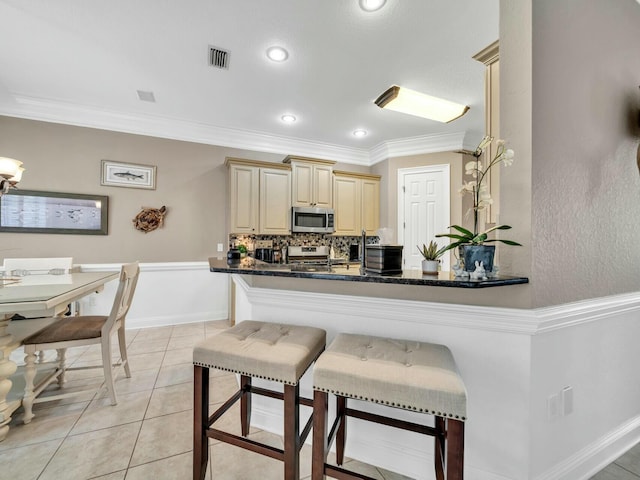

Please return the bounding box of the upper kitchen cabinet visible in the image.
[333,171,380,236]
[283,156,335,208]
[226,158,291,235]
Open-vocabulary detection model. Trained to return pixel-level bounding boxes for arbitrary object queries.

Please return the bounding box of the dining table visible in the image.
[0,270,119,441]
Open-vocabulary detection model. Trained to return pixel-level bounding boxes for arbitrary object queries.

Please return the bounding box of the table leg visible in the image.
[22,349,36,424]
[0,315,19,441]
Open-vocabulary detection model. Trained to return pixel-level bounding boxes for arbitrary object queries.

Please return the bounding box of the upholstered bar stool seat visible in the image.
[312,333,467,480]
[193,320,326,480]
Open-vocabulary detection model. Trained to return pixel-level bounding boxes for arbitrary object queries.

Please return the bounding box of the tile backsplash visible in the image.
[229,233,379,260]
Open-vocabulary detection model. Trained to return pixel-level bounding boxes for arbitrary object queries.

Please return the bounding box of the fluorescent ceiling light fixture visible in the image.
[353,129,367,137]
[266,46,289,62]
[359,0,386,12]
[374,85,469,123]
[281,114,297,123]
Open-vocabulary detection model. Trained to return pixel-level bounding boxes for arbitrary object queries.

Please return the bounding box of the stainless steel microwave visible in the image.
[291,207,335,234]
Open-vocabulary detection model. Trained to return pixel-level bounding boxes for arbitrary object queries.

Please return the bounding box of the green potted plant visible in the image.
[436,136,521,273]
[417,240,447,275]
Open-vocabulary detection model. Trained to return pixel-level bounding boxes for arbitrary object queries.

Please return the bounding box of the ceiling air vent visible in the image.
[209,46,230,69]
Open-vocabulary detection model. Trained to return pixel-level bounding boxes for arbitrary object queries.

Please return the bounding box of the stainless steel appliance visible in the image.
[255,248,274,263]
[286,245,330,264]
[291,207,335,234]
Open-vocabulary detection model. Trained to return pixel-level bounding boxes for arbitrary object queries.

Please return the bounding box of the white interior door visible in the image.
[398,165,450,271]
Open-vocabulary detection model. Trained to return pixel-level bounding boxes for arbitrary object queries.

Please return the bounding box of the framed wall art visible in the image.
[0,190,108,235]
[101,160,156,190]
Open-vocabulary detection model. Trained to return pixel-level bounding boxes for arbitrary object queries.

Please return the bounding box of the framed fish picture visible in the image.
[101,160,156,190]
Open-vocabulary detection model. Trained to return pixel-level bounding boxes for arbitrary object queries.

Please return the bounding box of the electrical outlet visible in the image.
[562,386,573,416]
[547,394,559,420]
[217,243,224,252]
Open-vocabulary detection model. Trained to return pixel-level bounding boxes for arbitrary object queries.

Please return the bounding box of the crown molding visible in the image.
[2,95,471,167]
[369,131,467,164]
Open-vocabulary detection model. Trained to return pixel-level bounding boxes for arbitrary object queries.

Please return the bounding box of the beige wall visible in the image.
[499,0,640,308]
[372,151,464,243]
[0,116,284,263]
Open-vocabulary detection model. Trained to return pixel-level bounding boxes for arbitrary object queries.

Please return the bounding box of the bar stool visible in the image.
[193,320,326,480]
[312,333,467,480]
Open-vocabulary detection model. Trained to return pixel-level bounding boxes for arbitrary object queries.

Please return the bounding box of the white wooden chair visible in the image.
[20,262,140,424]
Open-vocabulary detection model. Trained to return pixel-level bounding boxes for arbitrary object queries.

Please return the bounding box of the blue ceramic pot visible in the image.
[461,245,495,273]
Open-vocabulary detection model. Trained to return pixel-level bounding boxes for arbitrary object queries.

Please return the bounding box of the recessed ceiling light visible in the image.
[353,129,368,137]
[281,114,297,123]
[266,46,289,62]
[359,0,386,12]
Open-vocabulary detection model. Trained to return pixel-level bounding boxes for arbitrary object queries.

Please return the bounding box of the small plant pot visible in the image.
[461,245,495,272]
[422,260,439,275]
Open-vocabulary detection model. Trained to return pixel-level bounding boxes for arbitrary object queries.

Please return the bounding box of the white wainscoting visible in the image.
[231,275,640,480]
[78,262,229,329]
[75,263,640,480]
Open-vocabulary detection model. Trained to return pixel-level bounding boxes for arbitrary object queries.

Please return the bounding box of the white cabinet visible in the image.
[226,158,291,234]
[473,40,500,224]
[259,167,291,234]
[333,171,380,236]
[284,156,335,208]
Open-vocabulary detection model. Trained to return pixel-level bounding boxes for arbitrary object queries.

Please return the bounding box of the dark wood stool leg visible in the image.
[240,375,252,436]
[193,365,209,480]
[336,395,347,465]
[283,383,300,480]
[435,416,445,480]
[312,389,328,480]
[446,419,465,480]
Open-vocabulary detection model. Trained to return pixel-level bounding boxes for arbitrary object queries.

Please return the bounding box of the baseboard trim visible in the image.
[127,309,227,330]
[535,414,640,480]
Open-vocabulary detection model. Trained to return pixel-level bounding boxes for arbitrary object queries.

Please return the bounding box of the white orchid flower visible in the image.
[501,149,515,166]
[465,161,479,177]
[458,182,475,195]
[473,135,493,157]
[496,139,506,147]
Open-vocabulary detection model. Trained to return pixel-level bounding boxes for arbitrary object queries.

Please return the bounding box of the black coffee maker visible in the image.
[255,248,274,263]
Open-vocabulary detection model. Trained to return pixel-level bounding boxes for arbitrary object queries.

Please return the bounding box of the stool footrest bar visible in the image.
[345,407,439,437]
[208,428,284,461]
[208,388,243,426]
[325,463,378,480]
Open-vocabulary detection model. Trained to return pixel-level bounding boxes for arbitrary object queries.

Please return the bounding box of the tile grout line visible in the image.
[122,327,173,475]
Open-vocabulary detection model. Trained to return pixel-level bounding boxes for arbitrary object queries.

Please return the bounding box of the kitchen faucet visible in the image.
[360,229,366,274]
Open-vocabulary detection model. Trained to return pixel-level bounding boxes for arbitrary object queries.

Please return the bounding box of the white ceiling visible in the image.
[0,0,499,165]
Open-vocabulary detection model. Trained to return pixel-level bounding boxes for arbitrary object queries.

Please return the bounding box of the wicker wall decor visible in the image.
[133,206,167,233]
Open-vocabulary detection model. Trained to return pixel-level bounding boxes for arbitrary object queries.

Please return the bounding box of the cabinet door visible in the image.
[313,165,333,208]
[260,168,291,234]
[291,162,313,207]
[333,175,360,236]
[229,164,258,233]
[361,178,380,235]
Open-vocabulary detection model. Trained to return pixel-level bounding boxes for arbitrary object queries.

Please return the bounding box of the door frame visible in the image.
[397,164,451,270]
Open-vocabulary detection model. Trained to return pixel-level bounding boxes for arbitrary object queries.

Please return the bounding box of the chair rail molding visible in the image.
[78,261,228,329]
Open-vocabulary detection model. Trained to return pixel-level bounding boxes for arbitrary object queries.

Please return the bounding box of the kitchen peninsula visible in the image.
[209,255,534,479]
[209,256,528,288]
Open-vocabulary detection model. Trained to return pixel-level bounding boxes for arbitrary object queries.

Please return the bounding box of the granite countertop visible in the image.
[209,257,529,289]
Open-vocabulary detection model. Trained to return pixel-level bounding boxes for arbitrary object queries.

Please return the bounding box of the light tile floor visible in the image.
[0,320,413,480]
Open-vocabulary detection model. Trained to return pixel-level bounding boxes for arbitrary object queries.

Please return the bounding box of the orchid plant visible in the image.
[435,136,521,253]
